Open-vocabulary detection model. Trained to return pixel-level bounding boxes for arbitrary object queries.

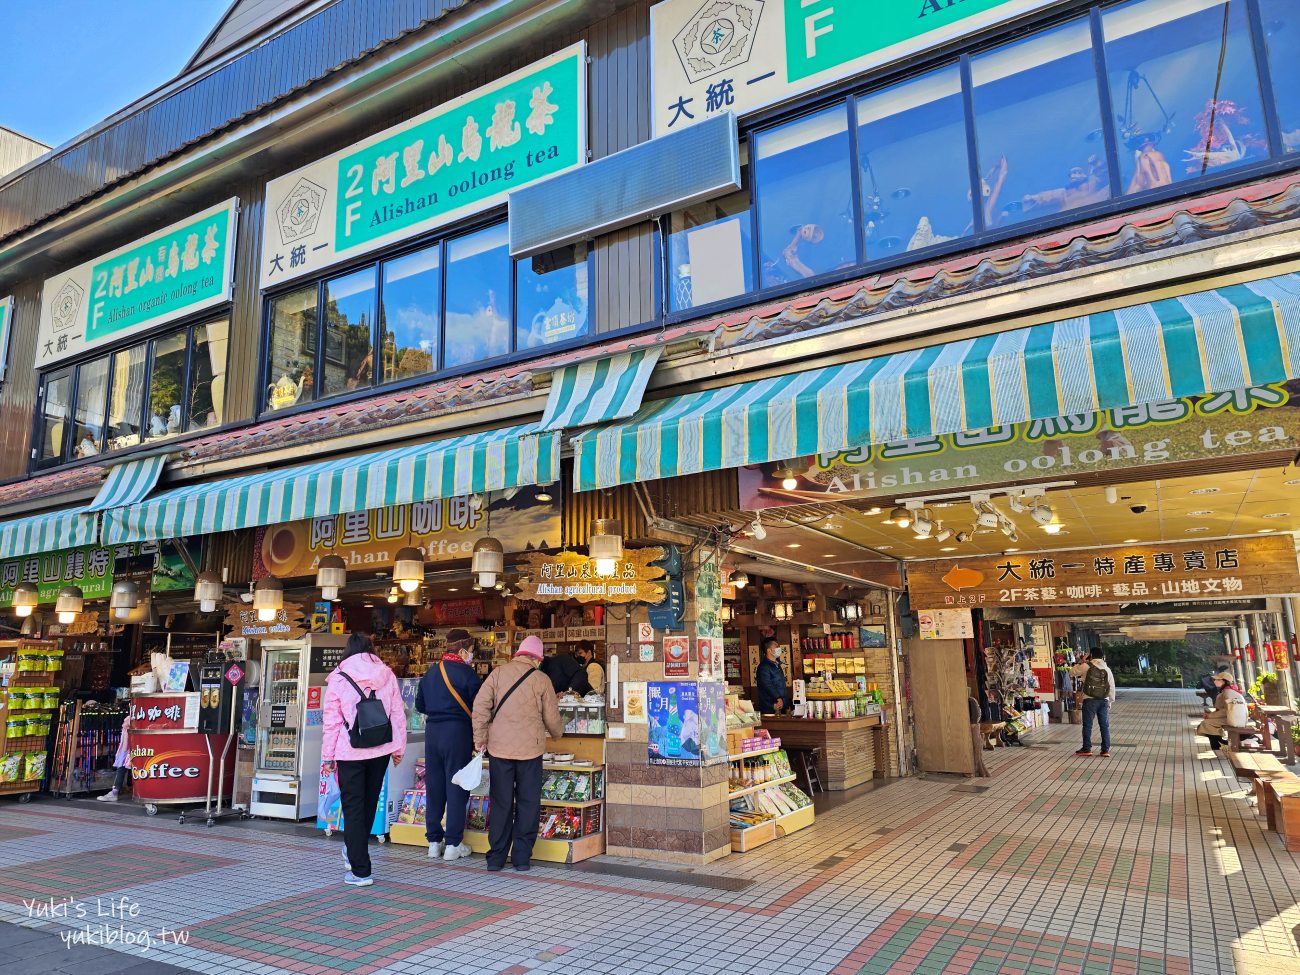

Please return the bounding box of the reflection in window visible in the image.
[381,247,440,382]
[857,67,975,257]
[108,345,147,451]
[190,320,228,432]
[322,268,377,398]
[444,224,511,369]
[1105,0,1266,192]
[266,286,318,411]
[754,108,858,287]
[1255,0,1299,153]
[668,164,754,311]
[39,372,72,464]
[146,331,187,442]
[72,357,108,459]
[972,19,1110,228]
[517,243,589,351]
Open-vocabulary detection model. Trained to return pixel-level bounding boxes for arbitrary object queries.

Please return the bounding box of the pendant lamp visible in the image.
[194,571,223,613]
[316,555,347,601]
[472,536,505,589]
[109,580,140,621]
[393,547,425,593]
[590,519,624,578]
[55,586,84,624]
[11,581,38,618]
[254,576,284,622]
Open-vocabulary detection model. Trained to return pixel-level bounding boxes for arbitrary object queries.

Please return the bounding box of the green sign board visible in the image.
[785,0,1017,82]
[36,199,238,369]
[0,541,198,608]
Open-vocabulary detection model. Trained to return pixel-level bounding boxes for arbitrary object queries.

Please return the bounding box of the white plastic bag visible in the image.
[452,750,486,793]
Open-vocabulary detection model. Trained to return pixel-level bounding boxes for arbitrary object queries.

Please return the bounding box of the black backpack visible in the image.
[339,672,394,749]
[1083,663,1110,700]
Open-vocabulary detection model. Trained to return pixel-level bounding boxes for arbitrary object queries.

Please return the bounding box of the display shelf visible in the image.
[804,693,858,700]
[775,804,816,836]
[728,773,796,799]
[539,798,602,809]
[390,825,606,863]
[730,819,777,852]
[728,745,781,761]
[544,762,603,772]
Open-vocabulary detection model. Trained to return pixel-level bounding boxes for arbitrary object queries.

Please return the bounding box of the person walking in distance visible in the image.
[471,636,563,872]
[1075,649,1116,758]
[416,629,482,862]
[321,632,407,887]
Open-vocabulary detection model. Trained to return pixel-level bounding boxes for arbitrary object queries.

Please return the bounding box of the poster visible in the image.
[859,625,887,649]
[697,637,718,680]
[663,636,690,677]
[647,681,700,766]
[639,643,656,662]
[916,609,974,641]
[696,681,728,765]
[623,681,648,724]
[695,559,722,639]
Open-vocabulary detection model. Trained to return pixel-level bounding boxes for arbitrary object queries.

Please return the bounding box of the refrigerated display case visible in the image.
[249,635,345,820]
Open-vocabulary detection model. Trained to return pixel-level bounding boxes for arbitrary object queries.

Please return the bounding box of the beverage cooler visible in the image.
[249,635,346,820]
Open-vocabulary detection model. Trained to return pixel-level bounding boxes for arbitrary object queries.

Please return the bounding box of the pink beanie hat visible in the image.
[517,635,545,660]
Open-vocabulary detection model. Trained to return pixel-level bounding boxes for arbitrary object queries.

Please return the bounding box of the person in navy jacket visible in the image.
[415,629,482,861]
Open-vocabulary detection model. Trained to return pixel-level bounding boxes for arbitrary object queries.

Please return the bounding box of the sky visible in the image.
[0,0,232,148]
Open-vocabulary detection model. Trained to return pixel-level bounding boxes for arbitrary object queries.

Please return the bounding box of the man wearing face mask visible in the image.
[756,637,789,714]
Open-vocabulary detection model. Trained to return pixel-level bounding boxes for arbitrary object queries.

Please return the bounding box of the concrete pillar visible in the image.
[1274,611,1296,709]
[1222,628,1243,687]
[1238,617,1257,688]
[1251,615,1270,677]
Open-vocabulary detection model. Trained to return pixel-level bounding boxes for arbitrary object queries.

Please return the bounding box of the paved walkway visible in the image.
[1,690,1298,975]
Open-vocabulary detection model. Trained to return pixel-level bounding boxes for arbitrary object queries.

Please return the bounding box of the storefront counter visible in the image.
[761,713,887,791]
[128,693,235,808]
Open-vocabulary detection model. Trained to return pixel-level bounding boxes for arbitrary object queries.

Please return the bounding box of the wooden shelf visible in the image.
[539,798,603,808]
[728,745,782,761]
[728,773,796,799]
[544,763,604,772]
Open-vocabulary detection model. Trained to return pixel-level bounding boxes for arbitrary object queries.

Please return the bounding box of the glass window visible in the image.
[517,243,590,351]
[107,344,146,451]
[71,357,109,459]
[1260,0,1300,154]
[668,163,754,312]
[322,268,377,398]
[146,331,187,442]
[754,107,858,287]
[1105,0,1267,192]
[971,19,1110,228]
[857,67,975,257]
[266,286,318,411]
[444,224,511,369]
[38,371,72,464]
[381,247,441,382]
[189,320,228,432]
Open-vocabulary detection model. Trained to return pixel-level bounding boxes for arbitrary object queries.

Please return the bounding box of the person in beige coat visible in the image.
[472,636,563,871]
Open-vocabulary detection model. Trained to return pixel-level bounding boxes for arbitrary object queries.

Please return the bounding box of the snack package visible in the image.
[43,689,60,710]
[0,754,21,782]
[7,691,27,711]
[5,718,24,739]
[23,717,40,738]
[24,752,46,782]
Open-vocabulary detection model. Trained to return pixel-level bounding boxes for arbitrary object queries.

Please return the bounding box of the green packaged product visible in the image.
[43,690,59,710]
[5,718,24,739]
[7,691,27,711]
[24,752,46,782]
[0,754,21,782]
[23,717,41,737]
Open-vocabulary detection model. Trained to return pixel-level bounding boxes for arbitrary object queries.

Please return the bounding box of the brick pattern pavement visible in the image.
[0,690,1295,975]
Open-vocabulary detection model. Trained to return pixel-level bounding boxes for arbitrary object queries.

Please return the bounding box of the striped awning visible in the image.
[87,455,167,511]
[0,508,97,560]
[103,424,560,545]
[540,347,663,431]
[574,272,1300,491]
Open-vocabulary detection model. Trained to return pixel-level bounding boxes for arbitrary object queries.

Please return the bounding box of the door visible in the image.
[907,638,975,775]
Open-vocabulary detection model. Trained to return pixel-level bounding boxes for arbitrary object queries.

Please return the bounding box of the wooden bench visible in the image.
[1226,749,1284,781]
[1277,714,1297,766]
[1225,726,1262,752]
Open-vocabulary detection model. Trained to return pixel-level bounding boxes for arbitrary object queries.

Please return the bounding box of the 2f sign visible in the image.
[801,0,835,59]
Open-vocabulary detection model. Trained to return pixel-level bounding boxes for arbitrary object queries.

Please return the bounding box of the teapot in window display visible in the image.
[267,372,302,411]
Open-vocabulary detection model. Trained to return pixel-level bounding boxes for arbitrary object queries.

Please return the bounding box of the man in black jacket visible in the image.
[415,629,482,862]
[540,650,590,696]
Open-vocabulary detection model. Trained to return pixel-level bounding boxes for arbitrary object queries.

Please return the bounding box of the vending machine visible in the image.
[249,635,346,819]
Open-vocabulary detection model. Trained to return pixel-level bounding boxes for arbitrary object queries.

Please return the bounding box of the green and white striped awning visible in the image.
[541,347,663,431]
[574,272,1300,491]
[87,455,167,511]
[0,508,97,560]
[104,424,560,545]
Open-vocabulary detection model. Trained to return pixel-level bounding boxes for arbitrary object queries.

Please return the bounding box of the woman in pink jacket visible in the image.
[321,632,407,887]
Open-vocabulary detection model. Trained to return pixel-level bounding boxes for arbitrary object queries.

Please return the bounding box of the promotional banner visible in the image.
[0,540,196,608]
[647,681,727,765]
[35,199,237,369]
[260,45,586,288]
[253,491,560,580]
[129,694,199,731]
[740,382,1300,509]
[651,0,1050,136]
[907,536,1300,609]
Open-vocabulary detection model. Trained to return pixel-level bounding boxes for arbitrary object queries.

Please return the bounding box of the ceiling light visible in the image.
[912,509,935,539]
[940,547,957,552]
[55,585,84,625]
[1262,512,1290,519]
[316,554,347,602]
[787,543,802,549]
[387,587,399,604]
[589,519,625,577]
[865,506,882,516]
[1188,510,1214,517]
[955,531,973,544]
[838,602,862,622]
[1189,487,1219,495]
[1286,479,1300,487]
[731,571,750,590]
[887,506,911,529]
[253,577,284,623]
[472,536,505,588]
[393,546,426,592]
[1008,492,1028,514]
[194,571,223,613]
[1257,528,1274,533]
[1123,538,1139,544]
[751,513,767,541]
[11,582,39,618]
[876,545,893,551]
[772,599,795,622]
[934,525,953,543]
[1029,501,1054,527]
[1104,486,1119,505]
[363,603,374,608]
[772,465,800,491]
[109,580,140,621]
[1042,522,1064,535]
[536,487,553,502]
[822,553,836,558]
[973,500,999,529]
[448,586,459,592]
[1004,548,1019,553]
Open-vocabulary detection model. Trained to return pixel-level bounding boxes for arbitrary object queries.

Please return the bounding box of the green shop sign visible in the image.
[35,199,238,369]
[260,45,587,289]
[0,541,198,608]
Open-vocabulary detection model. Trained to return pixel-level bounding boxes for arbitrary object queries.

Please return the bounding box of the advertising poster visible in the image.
[916,609,974,641]
[696,681,728,765]
[663,636,691,677]
[623,681,648,724]
[128,731,235,802]
[647,681,700,766]
[696,636,717,680]
[694,559,722,639]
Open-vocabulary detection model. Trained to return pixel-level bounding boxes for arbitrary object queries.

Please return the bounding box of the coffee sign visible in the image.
[225,601,308,639]
[516,549,668,604]
[908,536,1300,609]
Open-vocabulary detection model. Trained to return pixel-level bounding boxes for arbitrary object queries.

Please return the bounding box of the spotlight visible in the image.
[751,513,767,541]
[1030,502,1054,527]
[912,509,934,539]
[974,500,999,529]
[956,530,973,544]
[933,525,953,543]
[887,506,911,529]
[1104,486,1119,505]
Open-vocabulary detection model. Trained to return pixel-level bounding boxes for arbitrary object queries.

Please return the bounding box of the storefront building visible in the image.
[2,0,1300,860]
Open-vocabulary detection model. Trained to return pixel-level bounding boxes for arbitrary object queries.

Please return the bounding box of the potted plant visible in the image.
[1250,671,1281,706]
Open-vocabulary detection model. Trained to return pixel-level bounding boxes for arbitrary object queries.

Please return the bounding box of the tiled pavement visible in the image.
[1,689,1298,975]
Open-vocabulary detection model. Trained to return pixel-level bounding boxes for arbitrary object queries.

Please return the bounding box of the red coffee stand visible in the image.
[128,692,235,821]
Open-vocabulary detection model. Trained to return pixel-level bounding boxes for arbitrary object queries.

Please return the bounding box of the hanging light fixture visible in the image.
[109,580,140,621]
[316,555,347,601]
[720,603,735,624]
[20,613,39,636]
[472,536,505,589]
[973,498,1000,529]
[253,576,284,623]
[772,464,799,491]
[1029,499,1055,528]
[11,581,38,618]
[589,519,624,577]
[404,588,424,608]
[772,599,795,622]
[839,602,863,623]
[55,586,84,624]
[535,486,554,503]
[912,508,935,539]
[386,586,400,604]
[194,571,223,613]
[731,570,750,590]
[887,506,911,529]
[933,524,953,543]
[393,546,425,593]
